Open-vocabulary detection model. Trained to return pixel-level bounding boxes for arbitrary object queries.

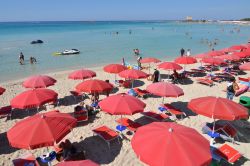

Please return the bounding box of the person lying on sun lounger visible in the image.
[56,139,85,162]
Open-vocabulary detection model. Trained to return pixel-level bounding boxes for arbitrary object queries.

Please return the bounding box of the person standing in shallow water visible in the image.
[180,48,185,56]
[19,52,24,64]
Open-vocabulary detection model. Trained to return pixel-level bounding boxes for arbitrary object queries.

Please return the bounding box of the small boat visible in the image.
[53,49,80,56]
[31,40,43,44]
[62,49,80,55]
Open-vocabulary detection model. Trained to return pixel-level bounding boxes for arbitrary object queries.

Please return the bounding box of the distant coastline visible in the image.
[0,19,249,26]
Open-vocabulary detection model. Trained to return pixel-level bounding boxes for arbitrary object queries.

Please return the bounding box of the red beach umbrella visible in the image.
[99,93,146,115]
[22,75,57,88]
[233,52,249,58]
[118,69,148,79]
[11,89,58,109]
[219,48,233,53]
[206,50,224,57]
[228,45,247,51]
[7,110,77,149]
[239,62,250,71]
[103,64,127,74]
[56,160,99,166]
[68,69,96,80]
[0,86,6,95]
[158,62,183,70]
[188,96,248,120]
[146,82,184,98]
[75,79,113,93]
[131,122,212,166]
[218,54,240,61]
[202,57,226,65]
[193,53,211,59]
[174,56,197,64]
[140,57,161,64]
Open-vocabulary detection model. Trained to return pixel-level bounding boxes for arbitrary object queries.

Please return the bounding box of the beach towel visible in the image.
[235,84,249,96]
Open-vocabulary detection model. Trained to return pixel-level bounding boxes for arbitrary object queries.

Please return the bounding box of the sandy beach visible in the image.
[0,62,250,166]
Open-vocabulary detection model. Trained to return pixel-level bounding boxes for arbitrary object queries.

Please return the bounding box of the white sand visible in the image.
[0,63,250,166]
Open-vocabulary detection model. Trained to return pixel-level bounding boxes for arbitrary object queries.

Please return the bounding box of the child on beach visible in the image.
[186,49,191,56]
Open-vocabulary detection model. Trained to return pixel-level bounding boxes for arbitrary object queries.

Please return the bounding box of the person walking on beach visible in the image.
[226,77,239,100]
[137,56,142,70]
[186,49,191,56]
[180,48,185,56]
[152,68,160,83]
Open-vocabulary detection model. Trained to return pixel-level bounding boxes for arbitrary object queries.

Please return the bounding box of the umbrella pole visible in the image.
[162,97,165,104]
[132,80,134,89]
[211,118,216,145]
[148,64,151,74]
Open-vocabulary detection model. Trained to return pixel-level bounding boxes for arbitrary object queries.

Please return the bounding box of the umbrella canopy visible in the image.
[118,69,148,79]
[188,96,248,120]
[22,75,57,88]
[146,82,184,97]
[75,79,113,93]
[103,64,127,74]
[219,48,233,53]
[140,57,161,64]
[228,45,247,51]
[202,57,226,65]
[131,122,212,166]
[218,54,240,61]
[158,62,183,70]
[68,69,96,80]
[233,51,249,58]
[0,86,6,95]
[206,50,224,57]
[239,62,250,71]
[56,160,99,166]
[11,89,58,109]
[99,93,146,115]
[174,56,197,65]
[193,53,211,59]
[7,111,77,149]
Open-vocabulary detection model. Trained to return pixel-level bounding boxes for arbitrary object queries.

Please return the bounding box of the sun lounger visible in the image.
[92,125,120,149]
[133,88,151,99]
[13,153,40,166]
[239,77,250,82]
[116,118,142,132]
[0,105,12,120]
[196,78,214,87]
[211,144,242,164]
[116,80,131,88]
[74,109,88,122]
[70,90,86,101]
[159,103,186,120]
[202,122,238,143]
[141,111,170,121]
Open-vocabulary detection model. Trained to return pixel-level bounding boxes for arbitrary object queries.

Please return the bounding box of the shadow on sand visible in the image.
[216,120,250,144]
[170,101,197,117]
[76,135,123,164]
[0,132,19,155]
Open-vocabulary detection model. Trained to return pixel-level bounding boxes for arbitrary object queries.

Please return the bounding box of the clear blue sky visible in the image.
[1,0,249,21]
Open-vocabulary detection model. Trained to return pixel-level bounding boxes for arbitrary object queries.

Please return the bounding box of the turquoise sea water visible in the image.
[0,21,250,82]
